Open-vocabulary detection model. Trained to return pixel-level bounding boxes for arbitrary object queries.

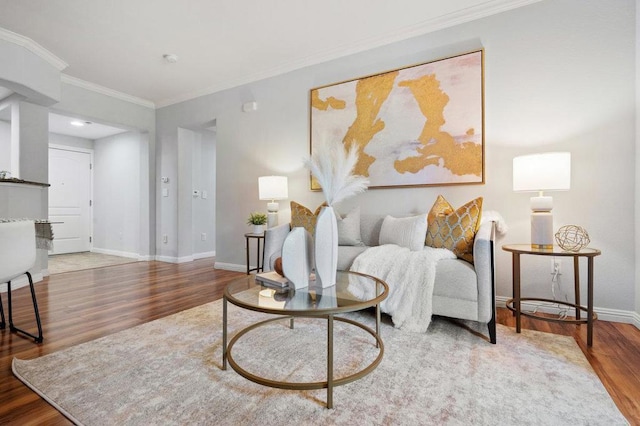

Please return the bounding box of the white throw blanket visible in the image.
[349,244,456,332]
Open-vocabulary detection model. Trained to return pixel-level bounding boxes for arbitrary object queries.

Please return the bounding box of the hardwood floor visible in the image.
[0,259,638,424]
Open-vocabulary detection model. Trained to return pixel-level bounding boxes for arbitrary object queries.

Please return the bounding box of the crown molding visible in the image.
[156,0,541,107]
[61,74,155,109]
[0,26,68,71]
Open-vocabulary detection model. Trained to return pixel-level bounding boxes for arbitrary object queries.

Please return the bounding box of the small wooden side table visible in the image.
[244,232,265,275]
[502,244,601,346]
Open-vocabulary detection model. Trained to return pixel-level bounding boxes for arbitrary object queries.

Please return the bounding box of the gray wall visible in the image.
[0,120,9,171]
[15,100,49,183]
[191,129,216,257]
[49,132,94,151]
[172,127,216,261]
[93,131,142,257]
[0,38,60,105]
[636,0,640,319]
[157,0,636,315]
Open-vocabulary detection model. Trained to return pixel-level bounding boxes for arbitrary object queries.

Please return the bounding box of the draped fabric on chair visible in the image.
[0,220,43,343]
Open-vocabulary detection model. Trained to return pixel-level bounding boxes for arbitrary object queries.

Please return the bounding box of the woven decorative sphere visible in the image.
[555,225,590,251]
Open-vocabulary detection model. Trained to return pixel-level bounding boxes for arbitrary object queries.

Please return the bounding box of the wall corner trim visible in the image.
[0,27,68,71]
[61,74,156,109]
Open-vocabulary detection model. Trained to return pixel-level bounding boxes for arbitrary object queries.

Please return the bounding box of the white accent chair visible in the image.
[0,220,43,343]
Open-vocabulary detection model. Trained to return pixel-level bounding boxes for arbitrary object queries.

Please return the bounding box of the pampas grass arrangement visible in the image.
[304,139,369,206]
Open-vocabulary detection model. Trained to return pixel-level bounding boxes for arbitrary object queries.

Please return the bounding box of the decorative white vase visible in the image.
[281,227,313,289]
[314,205,338,288]
[252,224,264,234]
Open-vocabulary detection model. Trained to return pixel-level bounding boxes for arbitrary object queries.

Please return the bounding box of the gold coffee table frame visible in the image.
[222,271,388,409]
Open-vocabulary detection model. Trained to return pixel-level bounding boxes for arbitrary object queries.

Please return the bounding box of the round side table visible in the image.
[502,244,601,346]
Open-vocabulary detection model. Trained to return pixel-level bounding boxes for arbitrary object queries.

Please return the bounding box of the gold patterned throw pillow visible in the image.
[425,195,483,263]
[290,201,327,235]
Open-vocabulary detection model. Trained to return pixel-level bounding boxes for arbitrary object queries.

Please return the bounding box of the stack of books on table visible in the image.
[255,271,290,288]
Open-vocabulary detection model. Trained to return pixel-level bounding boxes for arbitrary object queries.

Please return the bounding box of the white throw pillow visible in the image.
[379,214,428,251]
[337,206,363,246]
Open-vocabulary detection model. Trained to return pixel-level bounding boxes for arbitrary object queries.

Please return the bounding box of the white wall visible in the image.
[0,37,61,106]
[0,119,9,172]
[49,132,94,151]
[92,131,141,257]
[636,0,640,322]
[172,127,216,261]
[192,129,216,257]
[14,100,49,182]
[156,0,636,316]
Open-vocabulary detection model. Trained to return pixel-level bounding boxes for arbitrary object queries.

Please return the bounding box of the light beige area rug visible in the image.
[13,299,628,425]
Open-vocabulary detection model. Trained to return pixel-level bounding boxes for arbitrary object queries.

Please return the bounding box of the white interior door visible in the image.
[48,147,92,254]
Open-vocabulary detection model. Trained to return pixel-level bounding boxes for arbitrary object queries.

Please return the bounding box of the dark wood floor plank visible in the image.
[0,260,638,424]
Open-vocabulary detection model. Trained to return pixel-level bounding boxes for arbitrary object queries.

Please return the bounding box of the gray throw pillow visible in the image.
[337,206,363,246]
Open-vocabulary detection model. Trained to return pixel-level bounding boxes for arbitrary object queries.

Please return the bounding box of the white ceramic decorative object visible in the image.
[252,224,264,234]
[314,206,338,288]
[281,227,313,289]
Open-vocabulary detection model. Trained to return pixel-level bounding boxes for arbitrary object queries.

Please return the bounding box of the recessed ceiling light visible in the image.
[70,120,92,127]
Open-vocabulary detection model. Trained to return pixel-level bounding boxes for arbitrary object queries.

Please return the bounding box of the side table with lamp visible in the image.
[507,152,599,347]
[258,176,288,229]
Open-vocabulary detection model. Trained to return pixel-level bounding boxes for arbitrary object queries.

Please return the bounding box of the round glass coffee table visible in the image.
[222,270,388,409]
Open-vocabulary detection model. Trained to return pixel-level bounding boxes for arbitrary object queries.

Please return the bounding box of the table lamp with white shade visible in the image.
[258,176,288,228]
[513,152,571,249]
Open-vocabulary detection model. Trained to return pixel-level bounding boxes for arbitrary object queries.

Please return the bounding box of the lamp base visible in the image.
[531,211,553,249]
[266,201,279,228]
[267,212,278,229]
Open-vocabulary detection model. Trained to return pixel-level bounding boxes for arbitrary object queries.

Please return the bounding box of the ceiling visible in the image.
[0,0,536,108]
[48,113,127,139]
[0,87,12,102]
[0,109,127,139]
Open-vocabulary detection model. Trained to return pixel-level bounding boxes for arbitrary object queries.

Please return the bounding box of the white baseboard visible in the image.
[154,255,201,264]
[214,262,245,273]
[496,296,640,329]
[91,247,141,260]
[632,312,640,330]
[194,251,216,260]
[154,252,216,264]
[0,272,44,293]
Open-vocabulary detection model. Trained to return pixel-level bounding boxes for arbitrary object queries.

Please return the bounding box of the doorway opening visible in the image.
[47,112,147,274]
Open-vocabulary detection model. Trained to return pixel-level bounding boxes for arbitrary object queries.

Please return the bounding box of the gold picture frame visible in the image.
[310,50,484,189]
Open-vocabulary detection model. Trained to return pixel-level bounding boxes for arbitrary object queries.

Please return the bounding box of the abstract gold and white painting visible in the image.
[310,50,484,189]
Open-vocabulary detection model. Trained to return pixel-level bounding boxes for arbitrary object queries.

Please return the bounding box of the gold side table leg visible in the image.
[513,253,521,333]
[574,257,581,321]
[327,314,334,409]
[587,257,594,346]
[222,296,228,370]
[256,237,261,272]
[245,236,250,275]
